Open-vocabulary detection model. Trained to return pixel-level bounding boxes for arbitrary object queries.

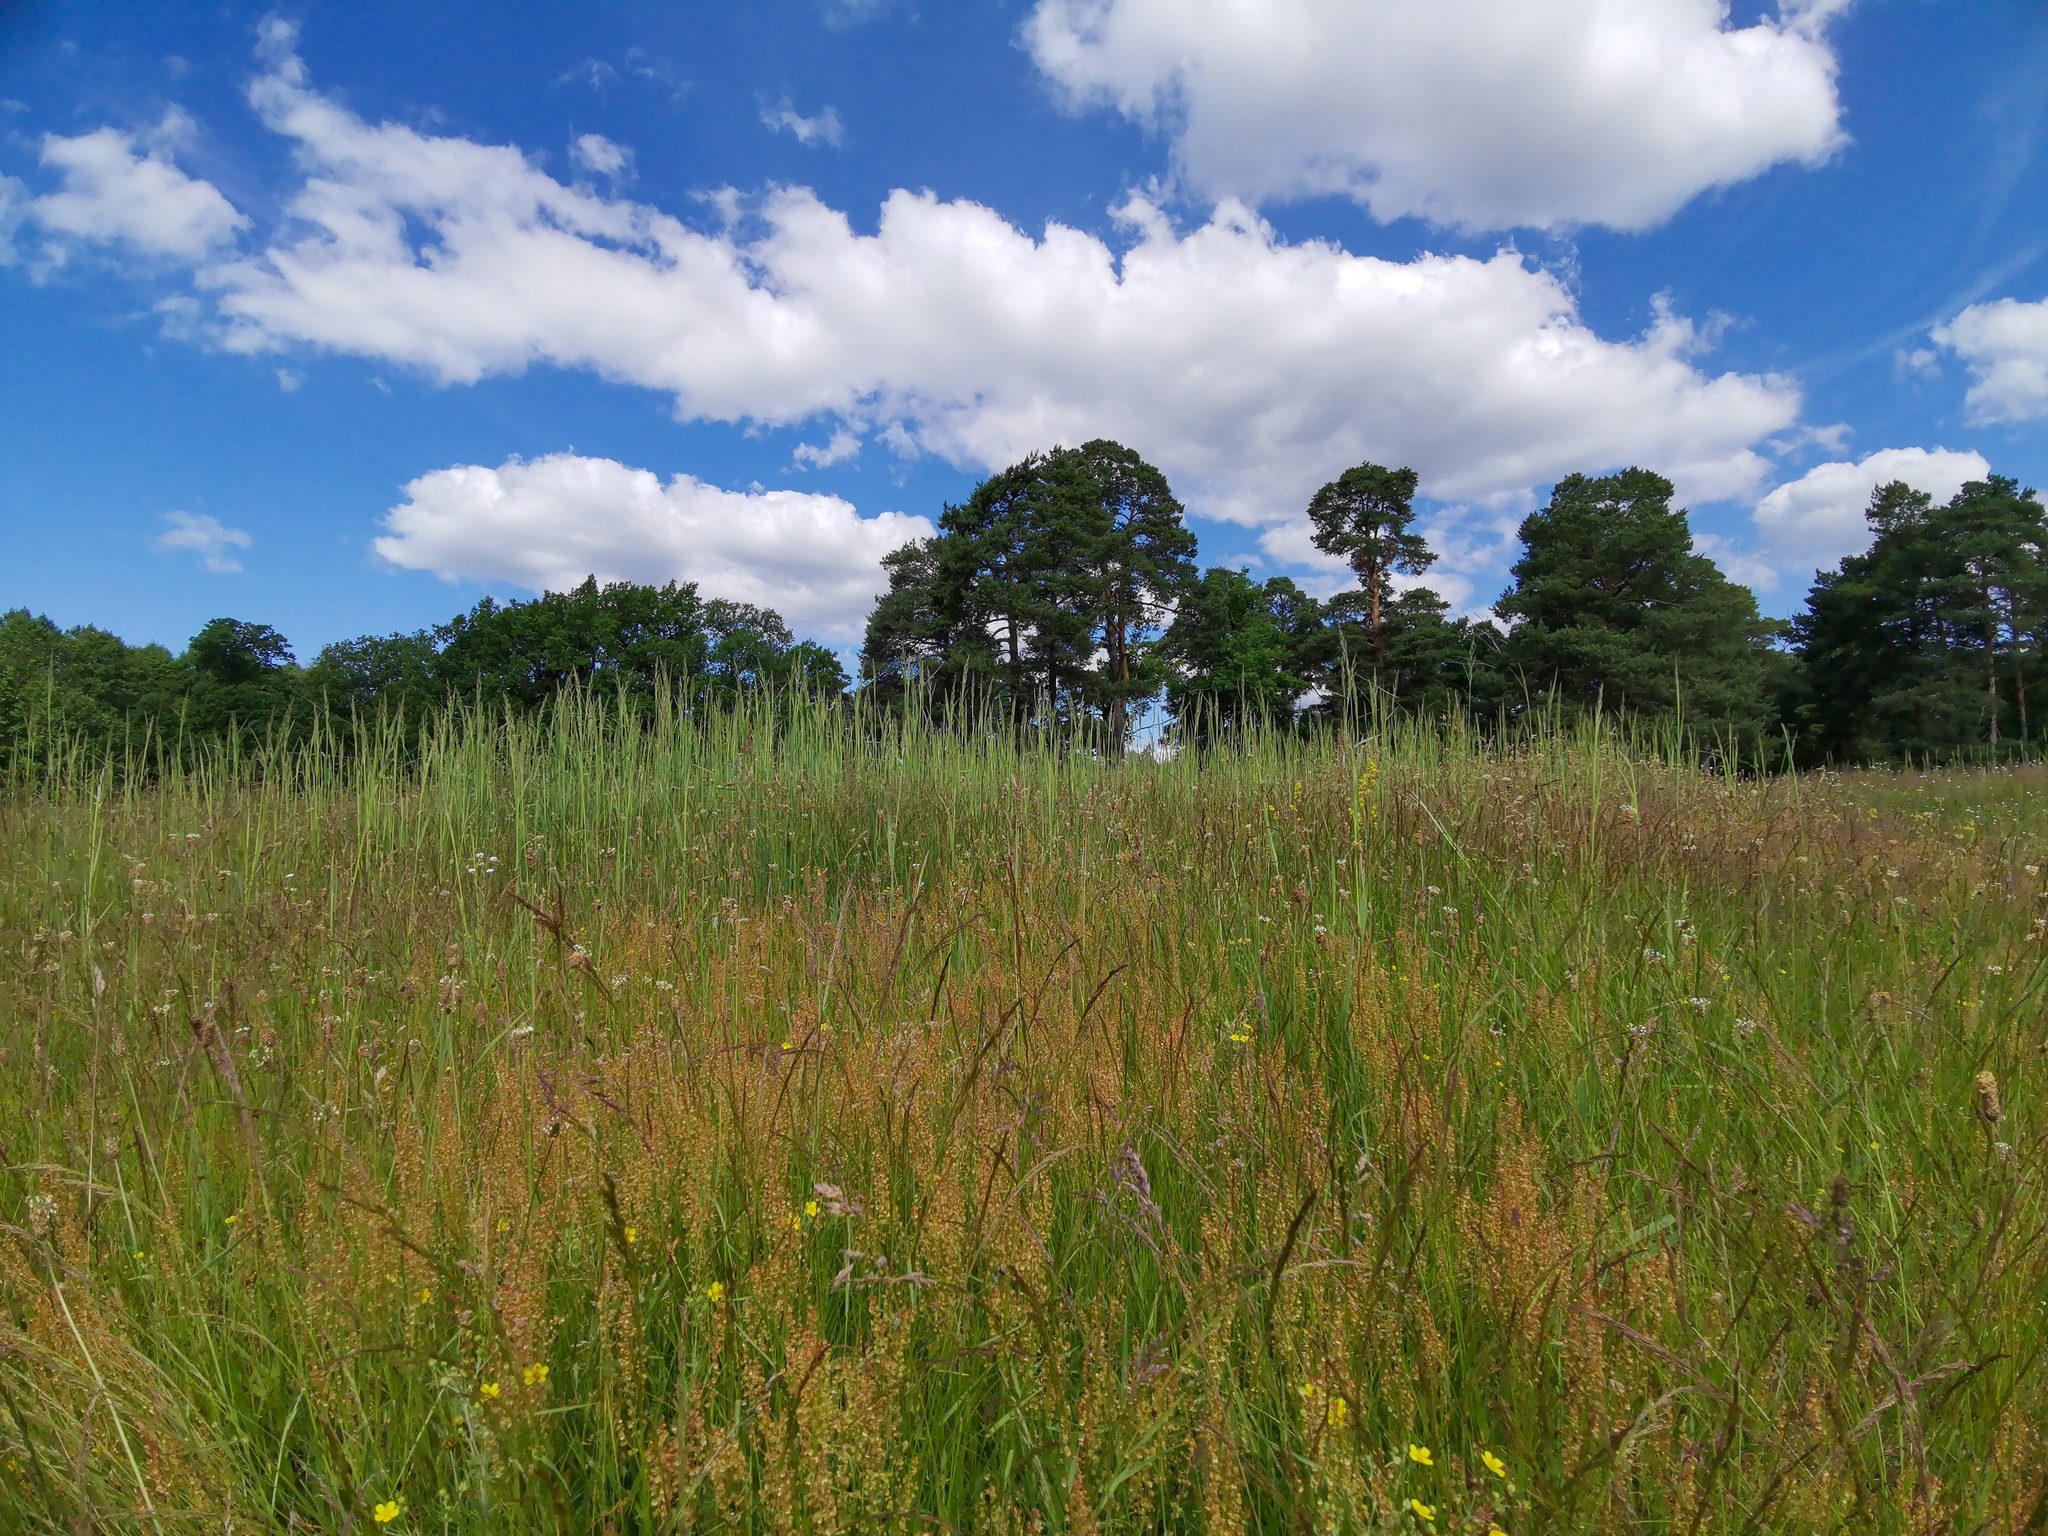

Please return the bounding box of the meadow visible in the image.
[1,695,2043,1534]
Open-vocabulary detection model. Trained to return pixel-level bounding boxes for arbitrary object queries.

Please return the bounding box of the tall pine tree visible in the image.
[1497,468,1784,732]
[860,441,1194,737]
[1305,461,1435,673]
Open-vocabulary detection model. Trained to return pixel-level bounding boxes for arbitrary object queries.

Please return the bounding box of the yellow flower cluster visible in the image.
[1402,1444,1508,1528]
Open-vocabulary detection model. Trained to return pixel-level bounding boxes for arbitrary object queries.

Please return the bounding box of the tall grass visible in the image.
[1,690,2043,1533]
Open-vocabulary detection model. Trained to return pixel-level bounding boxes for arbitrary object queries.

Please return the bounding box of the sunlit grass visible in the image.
[2,694,2044,1532]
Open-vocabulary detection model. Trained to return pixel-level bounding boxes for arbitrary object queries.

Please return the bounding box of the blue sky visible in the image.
[4,0,2046,660]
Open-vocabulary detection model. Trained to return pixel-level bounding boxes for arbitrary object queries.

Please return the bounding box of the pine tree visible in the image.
[860,442,1194,736]
[1067,440,1198,741]
[1497,468,1784,733]
[1793,476,2046,759]
[1306,462,1435,672]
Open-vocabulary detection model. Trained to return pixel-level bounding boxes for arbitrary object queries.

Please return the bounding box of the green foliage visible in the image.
[1305,461,1434,670]
[1320,587,1504,721]
[3,579,841,778]
[14,453,2048,775]
[1159,567,1319,731]
[0,609,185,757]
[422,577,825,710]
[1496,468,1788,734]
[861,441,1195,735]
[1793,476,2048,761]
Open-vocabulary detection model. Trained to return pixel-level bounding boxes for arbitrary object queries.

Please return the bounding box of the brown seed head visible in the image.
[1974,1070,2003,1125]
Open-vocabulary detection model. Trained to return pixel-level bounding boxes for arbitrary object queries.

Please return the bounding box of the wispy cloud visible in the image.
[821,0,902,28]
[156,511,252,573]
[760,97,845,148]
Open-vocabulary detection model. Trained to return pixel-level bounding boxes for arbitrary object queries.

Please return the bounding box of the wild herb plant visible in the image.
[1,693,2043,1532]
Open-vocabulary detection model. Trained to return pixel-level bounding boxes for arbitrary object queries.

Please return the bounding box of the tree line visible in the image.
[5,441,2042,770]
[0,579,845,770]
[861,440,2045,760]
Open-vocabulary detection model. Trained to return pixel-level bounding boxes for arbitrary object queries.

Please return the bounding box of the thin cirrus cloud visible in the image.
[1023,0,1849,232]
[1748,446,1990,586]
[1932,297,2048,424]
[375,454,934,644]
[156,511,254,574]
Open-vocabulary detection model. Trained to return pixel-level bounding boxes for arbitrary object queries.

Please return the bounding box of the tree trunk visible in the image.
[1368,566,1384,674]
[1988,613,2000,749]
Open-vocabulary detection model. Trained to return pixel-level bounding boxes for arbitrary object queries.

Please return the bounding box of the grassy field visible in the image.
[1,696,2044,1534]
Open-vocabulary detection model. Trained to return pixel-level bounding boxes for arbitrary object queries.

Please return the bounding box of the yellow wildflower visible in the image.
[479,1382,500,1399]
[1409,1444,1434,1466]
[1481,1450,1506,1478]
[707,1280,725,1304]
[1327,1395,1348,1427]
[624,1226,637,1245]
[805,1200,820,1218]
[374,1501,400,1523]
[419,1289,432,1303]
[1409,1499,1435,1522]
[523,1363,549,1387]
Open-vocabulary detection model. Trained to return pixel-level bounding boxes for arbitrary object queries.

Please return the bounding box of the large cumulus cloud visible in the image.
[1024,0,1848,231]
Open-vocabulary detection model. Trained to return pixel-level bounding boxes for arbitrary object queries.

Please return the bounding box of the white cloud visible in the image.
[1024,0,1847,231]
[1749,446,1989,585]
[277,367,302,391]
[1932,297,2048,424]
[792,427,862,468]
[374,452,933,643]
[163,35,1797,537]
[157,510,253,573]
[12,23,1810,637]
[760,97,845,147]
[570,132,632,180]
[30,110,247,259]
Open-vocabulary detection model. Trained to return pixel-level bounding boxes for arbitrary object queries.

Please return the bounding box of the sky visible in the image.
[4,0,2047,661]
